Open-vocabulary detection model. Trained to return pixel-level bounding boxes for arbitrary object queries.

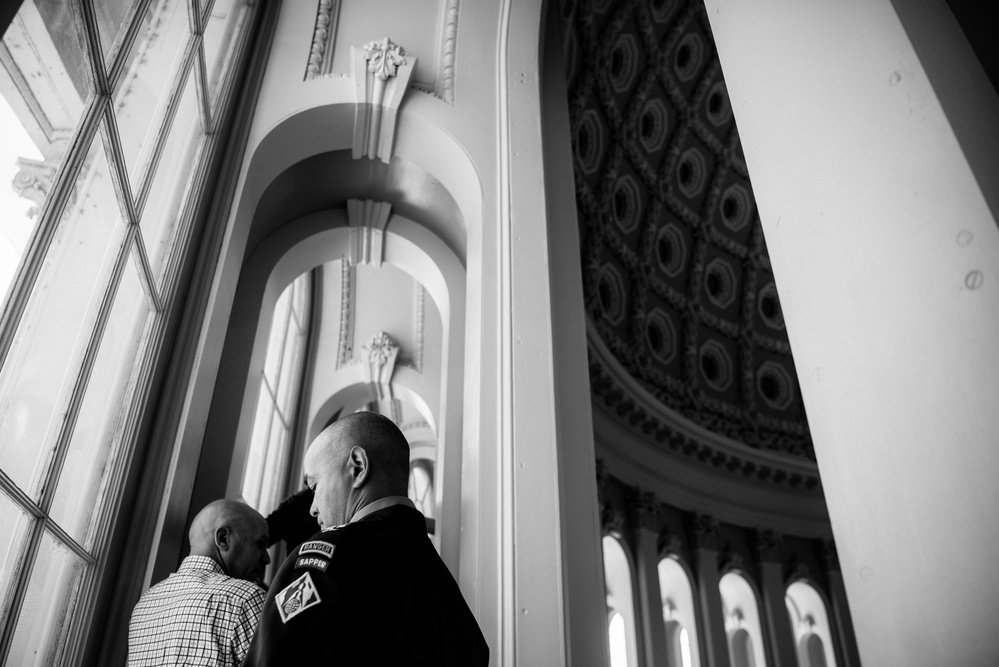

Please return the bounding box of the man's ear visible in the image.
[348,446,369,489]
[215,526,231,552]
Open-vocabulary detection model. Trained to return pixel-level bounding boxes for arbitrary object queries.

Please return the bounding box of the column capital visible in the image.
[752,528,784,563]
[820,537,840,572]
[685,512,720,550]
[626,488,661,531]
[657,525,682,557]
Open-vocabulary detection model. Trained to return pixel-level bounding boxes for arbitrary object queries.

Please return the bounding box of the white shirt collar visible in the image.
[349,496,416,523]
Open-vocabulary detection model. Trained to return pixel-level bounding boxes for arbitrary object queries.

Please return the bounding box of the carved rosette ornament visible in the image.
[363,38,406,80]
[362,331,399,399]
[12,157,57,218]
[685,513,720,551]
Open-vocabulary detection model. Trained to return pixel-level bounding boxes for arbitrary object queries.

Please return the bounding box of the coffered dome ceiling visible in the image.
[561,0,816,484]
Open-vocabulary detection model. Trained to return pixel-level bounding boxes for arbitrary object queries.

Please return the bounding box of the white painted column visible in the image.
[470,0,608,664]
[703,1,999,665]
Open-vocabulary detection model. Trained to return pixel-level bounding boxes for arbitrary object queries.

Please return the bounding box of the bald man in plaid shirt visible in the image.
[128,499,271,666]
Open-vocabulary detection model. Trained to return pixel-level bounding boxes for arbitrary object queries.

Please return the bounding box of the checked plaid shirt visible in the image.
[128,555,265,666]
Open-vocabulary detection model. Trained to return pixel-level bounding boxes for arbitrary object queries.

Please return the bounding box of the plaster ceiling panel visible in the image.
[699,248,742,320]
[565,0,814,473]
[630,79,674,176]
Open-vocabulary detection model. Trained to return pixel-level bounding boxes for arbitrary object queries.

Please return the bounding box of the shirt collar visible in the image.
[180,555,225,575]
[349,496,416,523]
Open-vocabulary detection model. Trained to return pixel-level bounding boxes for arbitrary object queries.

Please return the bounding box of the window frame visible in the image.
[0,0,264,663]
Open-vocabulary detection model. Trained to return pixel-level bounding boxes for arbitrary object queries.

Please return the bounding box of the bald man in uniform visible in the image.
[245,411,489,666]
[128,499,271,666]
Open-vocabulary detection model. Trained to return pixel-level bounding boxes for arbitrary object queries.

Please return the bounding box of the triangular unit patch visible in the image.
[275,571,322,624]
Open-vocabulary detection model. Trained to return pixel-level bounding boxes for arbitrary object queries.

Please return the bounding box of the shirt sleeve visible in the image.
[232,587,266,666]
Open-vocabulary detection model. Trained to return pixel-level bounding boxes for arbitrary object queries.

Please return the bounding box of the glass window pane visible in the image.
[257,418,288,516]
[263,289,292,385]
[275,326,303,411]
[49,256,152,549]
[7,529,88,667]
[240,387,274,511]
[0,491,34,623]
[112,0,191,191]
[139,66,205,287]
[203,0,250,113]
[0,0,95,309]
[92,0,140,66]
[0,139,126,501]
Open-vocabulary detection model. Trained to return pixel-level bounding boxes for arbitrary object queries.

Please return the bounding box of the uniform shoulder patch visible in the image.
[295,556,329,572]
[275,571,322,623]
[298,540,335,558]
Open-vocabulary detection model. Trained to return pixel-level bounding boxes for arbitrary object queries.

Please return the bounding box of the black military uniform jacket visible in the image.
[245,503,489,666]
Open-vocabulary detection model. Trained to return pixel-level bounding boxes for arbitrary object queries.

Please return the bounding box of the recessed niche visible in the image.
[704,257,738,309]
[719,183,752,232]
[575,109,605,176]
[611,174,643,234]
[674,33,704,82]
[597,264,627,325]
[654,223,686,278]
[609,34,640,93]
[645,308,677,363]
[757,360,794,410]
[705,81,733,126]
[699,340,733,391]
[676,148,707,199]
[757,282,784,330]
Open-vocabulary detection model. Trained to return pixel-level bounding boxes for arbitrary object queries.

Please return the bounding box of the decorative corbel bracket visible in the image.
[362,331,399,401]
[346,199,391,267]
[352,38,417,163]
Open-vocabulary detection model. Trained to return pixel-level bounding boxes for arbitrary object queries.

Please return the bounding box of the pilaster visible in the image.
[687,513,730,667]
[628,490,669,667]
[752,529,796,667]
[821,539,861,667]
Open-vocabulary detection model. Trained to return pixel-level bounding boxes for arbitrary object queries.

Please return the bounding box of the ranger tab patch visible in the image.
[298,540,334,558]
[295,556,329,572]
[275,572,322,623]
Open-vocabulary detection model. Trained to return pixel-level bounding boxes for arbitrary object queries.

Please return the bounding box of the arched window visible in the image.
[659,557,701,667]
[786,580,837,667]
[603,535,639,667]
[241,272,312,516]
[719,571,767,667]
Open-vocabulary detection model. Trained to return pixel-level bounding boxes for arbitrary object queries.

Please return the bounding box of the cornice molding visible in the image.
[304,0,340,80]
[588,324,821,491]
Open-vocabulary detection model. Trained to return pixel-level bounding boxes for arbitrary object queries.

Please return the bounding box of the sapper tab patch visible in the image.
[275,572,322,623]
[295,556,329,572]
[299,540,334,558]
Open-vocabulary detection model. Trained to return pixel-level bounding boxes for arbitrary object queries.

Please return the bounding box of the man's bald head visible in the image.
[315,412,410,489]
[189,499,269,581]
[304,412,411,528]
